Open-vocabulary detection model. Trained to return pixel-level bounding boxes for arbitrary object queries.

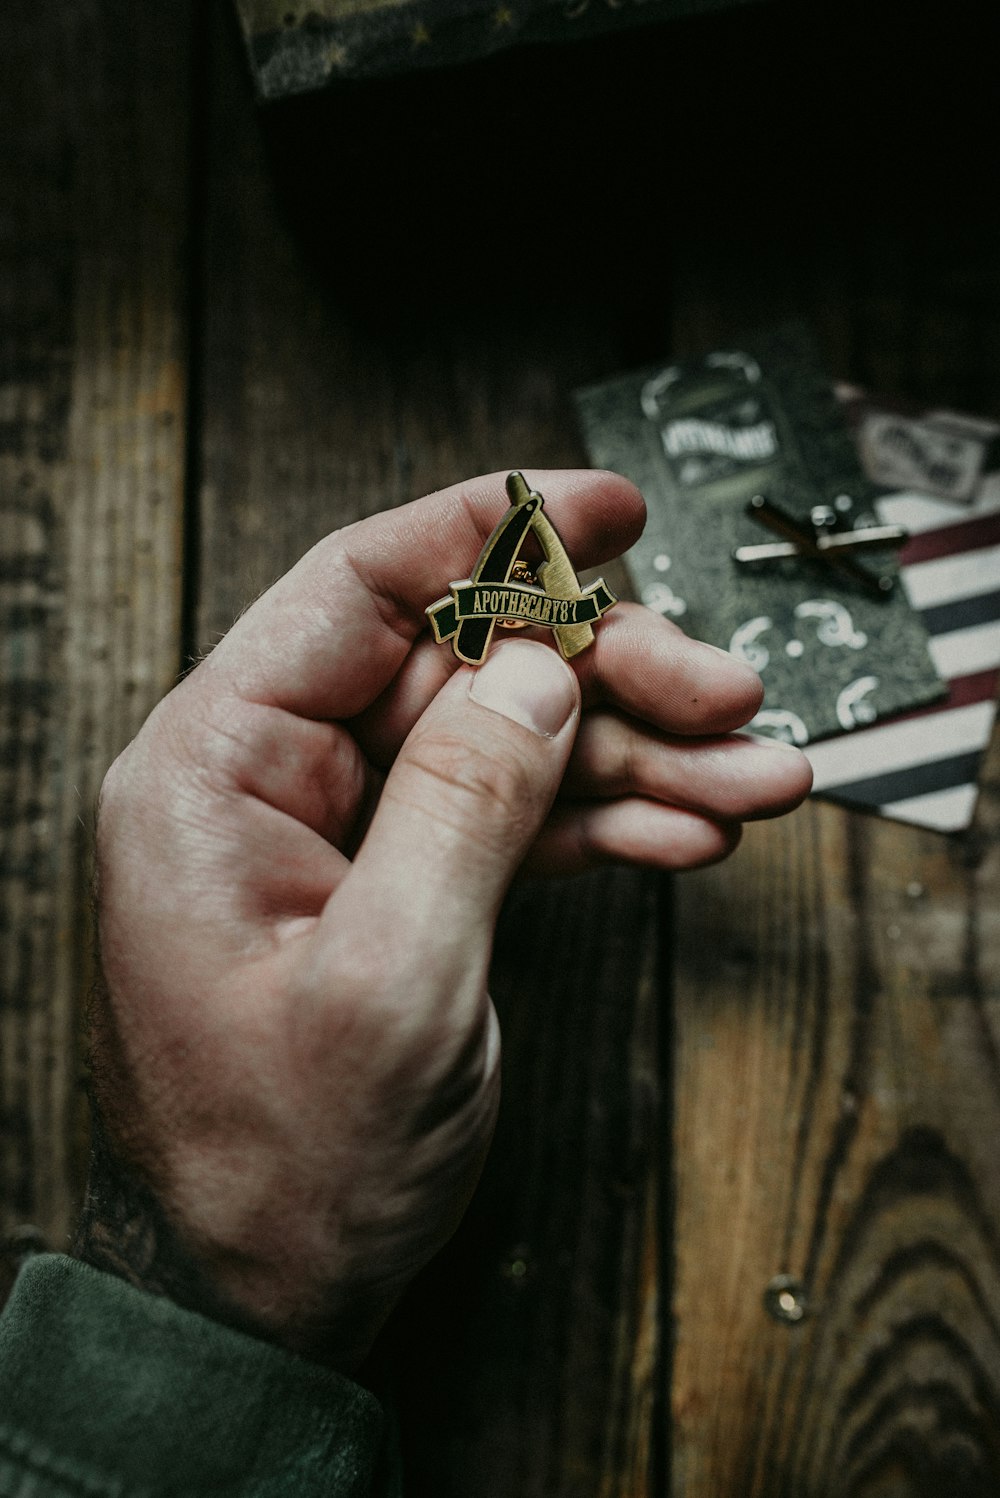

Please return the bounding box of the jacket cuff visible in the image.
[0,1254,385,1496]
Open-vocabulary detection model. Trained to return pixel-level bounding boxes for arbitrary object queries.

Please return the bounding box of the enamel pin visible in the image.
[427,472,618,666]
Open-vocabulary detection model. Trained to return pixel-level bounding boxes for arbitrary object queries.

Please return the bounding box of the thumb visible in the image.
[340,639,580,954]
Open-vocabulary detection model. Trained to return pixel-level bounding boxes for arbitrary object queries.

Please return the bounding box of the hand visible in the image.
[75,470,811,1370]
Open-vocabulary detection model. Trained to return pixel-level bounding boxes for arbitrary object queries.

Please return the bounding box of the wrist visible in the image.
[72,1111,390,1374]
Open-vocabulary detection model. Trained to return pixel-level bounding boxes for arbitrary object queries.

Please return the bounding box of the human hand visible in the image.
[76,470,811,1370]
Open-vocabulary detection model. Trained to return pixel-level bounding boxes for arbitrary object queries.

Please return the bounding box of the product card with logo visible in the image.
[575,324,945,746]
[855,404,998,505]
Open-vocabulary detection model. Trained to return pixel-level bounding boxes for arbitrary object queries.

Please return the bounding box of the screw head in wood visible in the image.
[763,1274,809,1324]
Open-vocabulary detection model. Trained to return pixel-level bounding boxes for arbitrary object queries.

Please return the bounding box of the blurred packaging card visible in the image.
[855,402,997,504]
[234,0,764,94]
[575,323,945,750]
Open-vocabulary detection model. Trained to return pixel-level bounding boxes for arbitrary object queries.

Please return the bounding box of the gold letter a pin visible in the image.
[426,473,618,666]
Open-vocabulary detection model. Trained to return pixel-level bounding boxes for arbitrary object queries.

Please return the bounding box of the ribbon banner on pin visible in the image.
[427,472,618,666]
[443,579,616,629]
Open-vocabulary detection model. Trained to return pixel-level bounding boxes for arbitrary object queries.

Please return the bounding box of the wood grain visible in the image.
[194,15,666,1491]
[666,10,1000,1491]
[672,794,1000,1495]
[4,2,1000,1491]
[0,4,191,1262]
[387,871,662,1497]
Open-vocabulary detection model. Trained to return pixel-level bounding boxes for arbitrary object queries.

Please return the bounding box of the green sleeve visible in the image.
[0,1255,387,1497]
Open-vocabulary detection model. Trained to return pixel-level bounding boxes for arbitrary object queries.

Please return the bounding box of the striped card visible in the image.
[807,474,1000,832]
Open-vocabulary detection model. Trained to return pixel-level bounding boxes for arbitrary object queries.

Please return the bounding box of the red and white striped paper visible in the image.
[807,483,1000,832]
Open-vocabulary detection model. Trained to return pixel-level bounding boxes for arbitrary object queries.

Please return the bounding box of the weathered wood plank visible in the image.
[195,15,663,1492]
[0,3,191,1271]
[387,870,662,1497]
[666,8,1000,1490]
[671,789,1000,1494]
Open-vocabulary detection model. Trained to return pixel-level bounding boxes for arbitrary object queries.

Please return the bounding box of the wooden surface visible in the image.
[2,2,1000,1493]
[666,20,1000,1493]
[0,3,191,1296]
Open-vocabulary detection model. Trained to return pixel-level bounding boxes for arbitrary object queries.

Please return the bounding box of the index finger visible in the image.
[197,470,645,720]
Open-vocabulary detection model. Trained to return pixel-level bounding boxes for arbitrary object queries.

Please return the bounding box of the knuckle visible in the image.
[617,723,646,797]
[96,686,246,845]
[160,688,263,790]
[591,713,647,800]
[98,747,128,811]
[96,747,132,845]
[577,806,613,871]
[401,730,539,845]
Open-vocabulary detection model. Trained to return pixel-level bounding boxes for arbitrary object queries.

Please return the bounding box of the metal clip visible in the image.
[733,494,908,599]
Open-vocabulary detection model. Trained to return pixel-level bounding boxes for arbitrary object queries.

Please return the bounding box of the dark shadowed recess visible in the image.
[251,0,996,341]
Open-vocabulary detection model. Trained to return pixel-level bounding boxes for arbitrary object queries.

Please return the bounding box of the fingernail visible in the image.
[744,732,807,753]
[697,640,757,674]
[469,641,578,738]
